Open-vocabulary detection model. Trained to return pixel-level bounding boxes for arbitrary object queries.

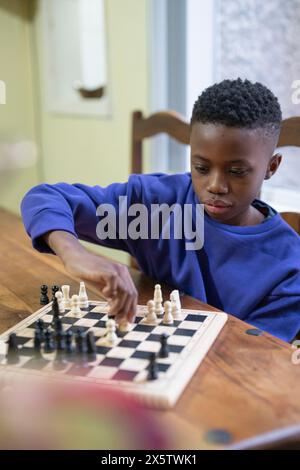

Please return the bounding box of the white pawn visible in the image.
[78,281,89,308]
[144,300,158,324]
[55,291,65,314]
[163,300,174,325]
[70,294,82,317]
[106,319,118,346]
[171,290,181,311]
[61,285,71,309]
[170,291,182,320]
[118,319,131,333]
[154,284,164,317]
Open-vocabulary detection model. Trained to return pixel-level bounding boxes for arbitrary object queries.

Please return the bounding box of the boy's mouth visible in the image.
[204,198,233,215]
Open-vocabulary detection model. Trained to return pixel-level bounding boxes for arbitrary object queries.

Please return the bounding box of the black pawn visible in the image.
[147,352,158,381]
[36,318,45,342]
[52,285,60,301]
[86,331,97,362]
[65,330,74,359]
[158,333,169,358]
[51,297,61,329]
[53,332,67,370]
[44,329,54,353]
[75,329,88,366]
[33,331,43,360]
[6,333,19,365]
[40,285,49,305]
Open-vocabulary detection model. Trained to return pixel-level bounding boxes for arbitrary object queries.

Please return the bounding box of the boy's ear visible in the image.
[264,153,282,179]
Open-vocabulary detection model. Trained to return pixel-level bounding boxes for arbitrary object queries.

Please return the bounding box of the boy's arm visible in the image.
[21,180,142,321]
[44,230,137,322]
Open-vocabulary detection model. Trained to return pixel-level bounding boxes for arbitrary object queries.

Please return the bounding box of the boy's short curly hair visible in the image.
[191,78,282,137]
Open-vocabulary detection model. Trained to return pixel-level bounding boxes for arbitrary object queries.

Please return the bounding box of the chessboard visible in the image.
[0,286,227,409]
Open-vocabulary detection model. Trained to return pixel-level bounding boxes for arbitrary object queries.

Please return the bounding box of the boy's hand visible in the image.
[64,250,138,323]
[44,231,137,323]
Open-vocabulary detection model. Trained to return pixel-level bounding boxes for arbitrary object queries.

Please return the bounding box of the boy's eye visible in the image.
[229,169,248,176]
[194,165,208,174]
[194,165,248,176]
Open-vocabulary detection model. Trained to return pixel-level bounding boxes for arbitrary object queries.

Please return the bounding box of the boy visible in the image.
[21,78,300,342]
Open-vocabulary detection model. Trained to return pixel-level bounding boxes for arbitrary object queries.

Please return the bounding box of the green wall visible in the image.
[0,0,150,264]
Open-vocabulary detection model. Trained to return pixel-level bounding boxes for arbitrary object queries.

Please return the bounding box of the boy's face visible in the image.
[190,122,282,226]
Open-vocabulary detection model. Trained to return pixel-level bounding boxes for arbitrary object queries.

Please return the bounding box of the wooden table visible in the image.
[1,207,300,449]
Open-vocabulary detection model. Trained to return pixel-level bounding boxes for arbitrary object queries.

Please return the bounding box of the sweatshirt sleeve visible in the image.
[20,177,142,255]
[246,293,300,343]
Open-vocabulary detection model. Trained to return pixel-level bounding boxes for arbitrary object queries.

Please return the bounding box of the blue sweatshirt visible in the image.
[21,173,300,343]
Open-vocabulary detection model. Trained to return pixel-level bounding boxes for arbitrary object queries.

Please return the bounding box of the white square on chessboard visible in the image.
[157,352,178,364]
[179,320,203,330]
[106,347,134,359]
[17,328,34,339]
[90,305,109,314]
[151,325,176,335]
[123,331,149,342]
[95,337,122,347]
[136,341,160,353]
[87,365,117,380]
[72,318,99,328]
[167,335,191,346]
[91,327,107,337]
[119,357,149,372]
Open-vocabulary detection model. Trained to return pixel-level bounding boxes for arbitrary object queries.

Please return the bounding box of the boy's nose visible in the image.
[207,172,229,194]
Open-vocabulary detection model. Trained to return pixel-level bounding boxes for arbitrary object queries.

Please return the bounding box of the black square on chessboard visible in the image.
[70,325,90,334]
[147,334,165,342]
[84,312,106,320]
[21,357,49,370]
[118,339,140,349]
[93,320,107,328]
[19,346,35,356]
[61,317,78,325]
[15,336,31,346]
[131,350,152,360]
[174,328,196,337]
[67,364,93,377]
[169,344,184,353]
[100,357,124,367]
[157,363,171,373]
[112,370,138,382]
[96,345,111,355]
[134,324,156,333]
[185,314,207,322]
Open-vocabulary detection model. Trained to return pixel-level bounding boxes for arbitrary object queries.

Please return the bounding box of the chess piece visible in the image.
[61,285,71,309]
[86,331,97,362]
[51,297,61,328]
[78,281,89,308]
[154,284,164,317]
[70,295,82,317]
[33,331,43,360]
[170,291,182,320]
[105,319,118,346]
[40,285,49,305]
[52,285,60,301]
[171,290,181,309]
[53,331,67,370]
[55,291,65,314]
[147,352,158,381]
[6,333,19,364]
[65,330,74,359]
[144,300,158,325]
[44,329,54,353]
[162,301,174,325]
[158,333,169,358]
[75,329,88,366]
[36,318,45,342]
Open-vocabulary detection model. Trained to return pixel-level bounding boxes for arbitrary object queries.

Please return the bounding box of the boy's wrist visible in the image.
[44,230,87,264]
